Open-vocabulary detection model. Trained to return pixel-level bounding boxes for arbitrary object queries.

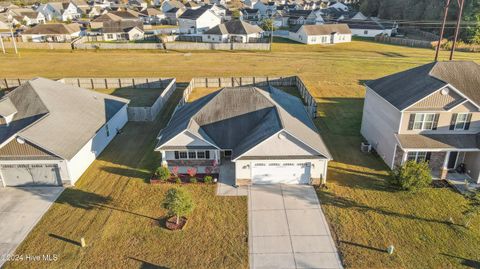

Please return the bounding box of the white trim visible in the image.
[402,148,480,152]
[453,112,470,130]
[155,129,220,151]
[390,143,397,168]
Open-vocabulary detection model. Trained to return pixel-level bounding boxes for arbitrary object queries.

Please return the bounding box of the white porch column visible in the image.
[161,150,167,166]
[440,151,450,180]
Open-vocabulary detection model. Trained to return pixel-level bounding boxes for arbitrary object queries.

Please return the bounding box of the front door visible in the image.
[447,151,459,170]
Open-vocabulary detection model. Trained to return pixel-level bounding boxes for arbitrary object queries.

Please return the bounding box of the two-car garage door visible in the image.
[1,164,61,186]
[252,162,312,184]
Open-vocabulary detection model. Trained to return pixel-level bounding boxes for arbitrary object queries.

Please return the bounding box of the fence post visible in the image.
[119,78,122,88]
[104,78,108,89]
[146,78,150,88]
[91,78,94,89]
[132,78,136,88]
[253,76,256,86]
[4,79,8,89]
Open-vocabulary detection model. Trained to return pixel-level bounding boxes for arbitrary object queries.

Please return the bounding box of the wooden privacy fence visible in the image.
[375,35,436,49]
[127,78,176,121]
[178,76,317,119]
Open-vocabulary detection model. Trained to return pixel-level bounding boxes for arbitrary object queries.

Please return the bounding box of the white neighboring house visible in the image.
[0,78,129,187]
[155,86,332,185]
[21,23,82,42]
[8,9,46,26]
[329,2,349,12]
[253,1,277,18]
[160,0,185,13]
[288,24,351,44]
[342,19,392,37]
[178,7,221,34]
[202,20,263,43]
[36,3,64,21]
[61,0,89,21]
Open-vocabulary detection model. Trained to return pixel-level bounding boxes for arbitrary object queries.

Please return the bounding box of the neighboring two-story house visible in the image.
[178,7,221,34]
[361,61,480,182]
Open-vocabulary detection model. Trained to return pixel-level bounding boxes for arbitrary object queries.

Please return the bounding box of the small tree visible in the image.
[388,160,432,191]
[155,166,171,181]
[260,18,275,32]
[163,188,194,225]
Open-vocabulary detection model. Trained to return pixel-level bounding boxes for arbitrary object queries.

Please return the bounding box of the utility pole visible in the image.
[435,0,451,62]
[8,20,17,54]
[0,34,5,54]
[450,0,465,60]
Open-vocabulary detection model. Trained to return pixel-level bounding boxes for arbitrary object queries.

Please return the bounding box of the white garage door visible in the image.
[252,162,311,184]
[1,164,61,186]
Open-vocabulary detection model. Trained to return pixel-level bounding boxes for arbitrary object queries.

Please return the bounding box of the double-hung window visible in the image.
[454,113,470,130]
[174,151,210,160]
[413,113,436,130]
[406,152,429,163]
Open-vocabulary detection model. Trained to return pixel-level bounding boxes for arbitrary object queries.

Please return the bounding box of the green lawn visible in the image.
[1,40,480,268]
[93,88,164,107]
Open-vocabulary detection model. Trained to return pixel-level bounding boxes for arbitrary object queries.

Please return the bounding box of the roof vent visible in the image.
[441,88,449,95]
[278,133,286,140]
[16,137,25,144]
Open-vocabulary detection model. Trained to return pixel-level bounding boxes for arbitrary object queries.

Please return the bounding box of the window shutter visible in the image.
[407,114,415,130]
[205,151,210,159]
[465,113,472,130]
[174,151,179,159]
[449,113,458,130]
[432,114,440,130]
[425,152,431,162]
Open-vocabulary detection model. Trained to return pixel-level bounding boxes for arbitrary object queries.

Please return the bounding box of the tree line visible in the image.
[359,0,480,43]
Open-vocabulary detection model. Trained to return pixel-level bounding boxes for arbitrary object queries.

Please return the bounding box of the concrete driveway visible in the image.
[0,187,63,267]
[249,184,342,269]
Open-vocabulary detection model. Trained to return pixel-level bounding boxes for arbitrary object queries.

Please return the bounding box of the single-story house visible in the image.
[340,19,392,37]
[0,78,129,187]
[288,24,351,44]
[102,20,144,41]
[21,23,82,42]
[155,86,331,185]
[201,19,264,43]
[361,61,480,182]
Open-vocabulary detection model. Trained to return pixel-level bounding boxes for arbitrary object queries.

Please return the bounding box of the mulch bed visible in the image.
[432,180,450,188]
[150,174,219,185]
[165,216,188,230]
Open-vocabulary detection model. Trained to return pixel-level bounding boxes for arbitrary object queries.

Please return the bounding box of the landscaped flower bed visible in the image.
[150,173,219,184]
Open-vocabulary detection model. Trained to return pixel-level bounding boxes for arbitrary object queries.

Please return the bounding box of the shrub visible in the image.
[175,177,182,184]
[187,167,197,178]
[155,166,171,181]
[204,176,213,184]
[189,177,197,183]
[163,188,194,225]
[388,160,432,191]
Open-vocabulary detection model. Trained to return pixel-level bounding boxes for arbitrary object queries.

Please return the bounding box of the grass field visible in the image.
[2,40,480,268]
[93,88,164,107]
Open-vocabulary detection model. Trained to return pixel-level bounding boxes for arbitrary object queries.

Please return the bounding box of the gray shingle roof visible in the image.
[0,78,129,160]
[366,61,480,111]
[396,133,480,150]
[293,24,351,35]
[23,23,81,35]
[179,6,210,20]
[156,86,331,160]
[203,20,263,35]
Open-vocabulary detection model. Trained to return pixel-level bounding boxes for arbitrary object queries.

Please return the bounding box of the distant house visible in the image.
[8,8,46,26]
[87,6,104,18]
[102,20,144,41]
[240,8,260,21]
[178,6,221,34]
[36,3,64,21]
[164,7,184,25]
[202,20,263,43]
[160,0,185,13]
[90,10,141,29]
[288,24,351,44]
[340,19,392,37]
[21,23,82,42]
[0,78,129,187]
[139,8,165,24]
[61,0,89,21]
[286,10,317,25]
[253,1,276,18]
[128,0,148,10]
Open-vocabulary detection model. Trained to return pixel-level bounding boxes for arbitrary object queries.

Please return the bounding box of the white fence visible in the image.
[127,78,176,121]
[179,76,317,118]
[164,42,270,51]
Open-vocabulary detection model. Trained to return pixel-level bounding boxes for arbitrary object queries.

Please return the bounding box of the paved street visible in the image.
[249,184,342,269]
[0,187,63,267]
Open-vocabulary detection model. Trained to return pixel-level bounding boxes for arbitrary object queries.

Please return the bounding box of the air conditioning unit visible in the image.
[361,142,372,153]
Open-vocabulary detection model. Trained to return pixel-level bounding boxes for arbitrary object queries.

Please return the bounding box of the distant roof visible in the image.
[0,78,129,160]
[366,61,480,110]
[103,19,143,33]
[204,20,263,35]
[179,6,211,20]
[241,8,259,14]
[23,23,81,35]
[340,19,384,30]
[292,23,351,35]
[140,8,163,16]
[156,86,331,160]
